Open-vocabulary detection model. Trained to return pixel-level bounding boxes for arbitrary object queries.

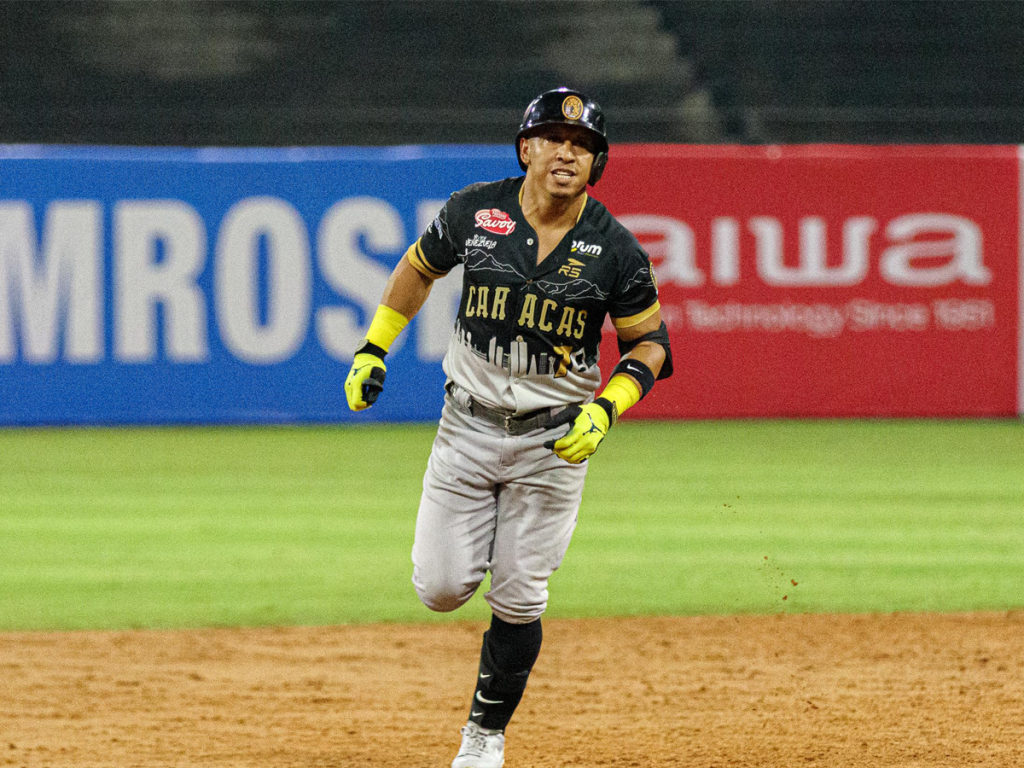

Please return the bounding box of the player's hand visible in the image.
[345,353,387,411]
[543,402,610,464]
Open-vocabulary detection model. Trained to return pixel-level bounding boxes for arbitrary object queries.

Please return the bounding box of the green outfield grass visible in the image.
[0,420,1022,631]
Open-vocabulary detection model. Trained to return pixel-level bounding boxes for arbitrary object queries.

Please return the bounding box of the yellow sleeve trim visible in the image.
[611,301,660,329]
[405,240,447,278]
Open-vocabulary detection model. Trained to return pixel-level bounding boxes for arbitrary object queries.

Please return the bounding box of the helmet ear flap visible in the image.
[588,150,608,185]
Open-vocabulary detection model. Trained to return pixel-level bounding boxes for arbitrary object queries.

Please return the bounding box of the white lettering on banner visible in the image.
[114,201,207,362]
[618,214,702,286]
[0,201,102,363]
[658,303,685,330]
[624,214,989,288]
[846,299,930,332]
[932,298,995,330]
[416,199,462,361]
[711,217,739,286]
[315,197,403,361]
[880,214,989,286]
[750,216,876,286]
[685,301,847,338]
[1,195,460,366]
[679,298,995,337]
[215,197,311,364]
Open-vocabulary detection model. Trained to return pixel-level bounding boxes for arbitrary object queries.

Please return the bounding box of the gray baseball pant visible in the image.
[411,394,588,624]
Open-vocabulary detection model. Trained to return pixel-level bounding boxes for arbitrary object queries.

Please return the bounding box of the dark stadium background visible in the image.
[3,0,1023,147]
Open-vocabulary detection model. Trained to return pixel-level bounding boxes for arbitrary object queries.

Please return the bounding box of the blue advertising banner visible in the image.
[0,145,520,425]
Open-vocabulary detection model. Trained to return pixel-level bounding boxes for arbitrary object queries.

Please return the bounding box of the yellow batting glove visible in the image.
[345,305,409,412]
[543,402,610,464]
[345,353,386,411]
[543,371,647,464]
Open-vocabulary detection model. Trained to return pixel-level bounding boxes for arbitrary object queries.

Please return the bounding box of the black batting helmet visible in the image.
[516,88,609,185]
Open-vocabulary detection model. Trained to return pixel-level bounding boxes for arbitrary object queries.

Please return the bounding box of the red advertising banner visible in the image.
[598,145,1020,418]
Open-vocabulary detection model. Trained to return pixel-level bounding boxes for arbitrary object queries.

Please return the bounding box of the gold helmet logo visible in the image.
[562,95,584,120]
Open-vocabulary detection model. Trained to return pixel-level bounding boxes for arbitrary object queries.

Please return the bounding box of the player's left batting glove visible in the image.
[543,401,612,464]
[344,353,386,411]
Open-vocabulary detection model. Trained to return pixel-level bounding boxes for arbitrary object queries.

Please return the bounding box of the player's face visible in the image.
[520,124,597,199]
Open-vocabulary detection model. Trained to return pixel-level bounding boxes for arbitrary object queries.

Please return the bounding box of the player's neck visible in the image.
[520,177,586,231]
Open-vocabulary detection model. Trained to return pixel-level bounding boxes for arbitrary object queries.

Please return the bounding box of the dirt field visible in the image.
[3,611,1023,767]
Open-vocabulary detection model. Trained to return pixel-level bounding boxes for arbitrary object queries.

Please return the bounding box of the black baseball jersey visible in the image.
[406,176,660,413]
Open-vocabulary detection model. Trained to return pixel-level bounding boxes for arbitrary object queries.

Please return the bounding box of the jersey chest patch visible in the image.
[474,208,516,236]
[465,234,497,250]
[571,239,603,257]
[558,257,587,278]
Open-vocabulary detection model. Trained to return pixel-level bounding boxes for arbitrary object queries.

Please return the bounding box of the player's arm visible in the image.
[344,246,441,411]
[612,309,665,383]
[345,189,464,411]
[547,308,672,464]
[382,252,436,318]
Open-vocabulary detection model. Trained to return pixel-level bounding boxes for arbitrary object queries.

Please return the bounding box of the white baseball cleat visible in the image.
[451,721,505,768]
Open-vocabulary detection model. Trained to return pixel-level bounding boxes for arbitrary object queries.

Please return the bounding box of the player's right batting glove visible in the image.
[543,401,612,464]
[344,353,386,411]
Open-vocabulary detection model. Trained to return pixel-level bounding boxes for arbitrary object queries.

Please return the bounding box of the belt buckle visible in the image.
[503,414,513,431]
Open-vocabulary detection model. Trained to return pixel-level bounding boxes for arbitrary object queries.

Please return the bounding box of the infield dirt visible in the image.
[3,612,1023,767]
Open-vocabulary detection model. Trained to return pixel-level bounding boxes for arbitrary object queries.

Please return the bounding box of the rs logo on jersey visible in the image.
[475,209,516,235]
[558,257,586,278]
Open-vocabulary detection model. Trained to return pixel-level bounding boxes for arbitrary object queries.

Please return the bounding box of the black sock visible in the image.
[467,615,543,732]
[488,614,543,671]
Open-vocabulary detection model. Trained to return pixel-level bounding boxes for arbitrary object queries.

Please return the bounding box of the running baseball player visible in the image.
[344,88,672,768]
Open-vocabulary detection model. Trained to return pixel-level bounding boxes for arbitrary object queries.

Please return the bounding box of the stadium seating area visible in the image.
[1,0,1022,145]
[654,0,1024,142]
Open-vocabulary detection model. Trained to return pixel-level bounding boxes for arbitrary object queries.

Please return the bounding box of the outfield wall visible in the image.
[0,145,1019,425]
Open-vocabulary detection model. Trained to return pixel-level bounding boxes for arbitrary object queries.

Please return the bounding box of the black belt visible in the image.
[447,383,570,436]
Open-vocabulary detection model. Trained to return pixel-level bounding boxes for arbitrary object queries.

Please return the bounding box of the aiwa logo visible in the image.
[619,213,991,288]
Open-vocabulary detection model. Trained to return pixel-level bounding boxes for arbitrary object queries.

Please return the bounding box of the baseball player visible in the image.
[344,88,672,768]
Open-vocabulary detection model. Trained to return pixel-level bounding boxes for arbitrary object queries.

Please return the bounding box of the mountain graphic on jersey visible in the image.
[533,278,608,301]
[464,250,526,278]
[620,266,654,293]
[452,321,594,379]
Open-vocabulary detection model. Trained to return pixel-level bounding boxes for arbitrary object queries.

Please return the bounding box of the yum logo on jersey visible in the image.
[475,208,517,235]
[570,239,602,257]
